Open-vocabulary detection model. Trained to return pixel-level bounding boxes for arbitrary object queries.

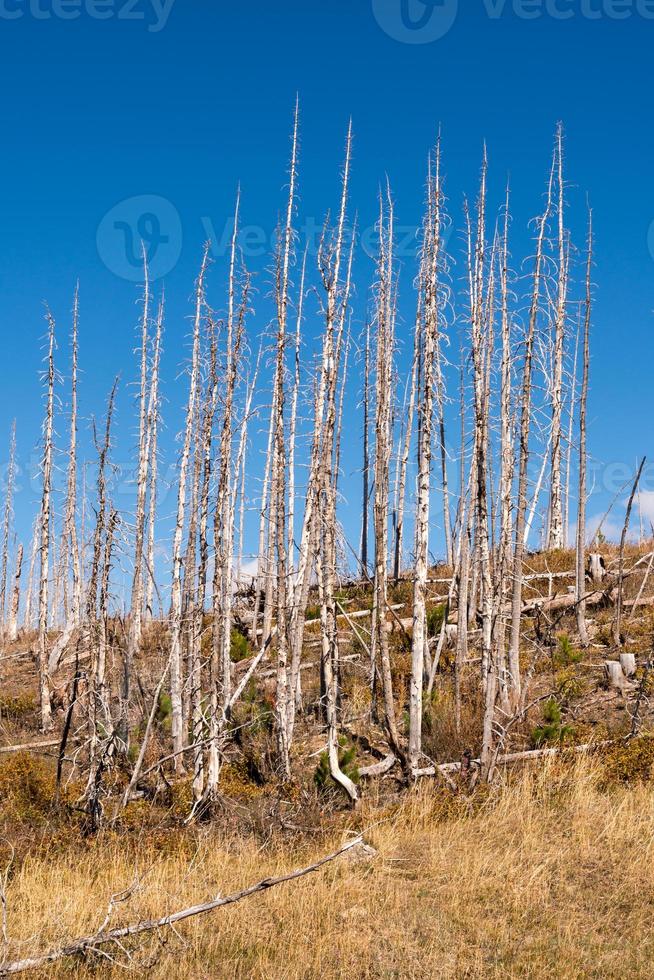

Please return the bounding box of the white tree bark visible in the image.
[0,420,16,640]
[508,147,555,702]
[548,123,568,551]
[169,246,209,772]
[409,142,443,773]
[37,313,56,731]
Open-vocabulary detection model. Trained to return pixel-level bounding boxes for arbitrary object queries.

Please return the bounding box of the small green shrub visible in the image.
[230,628,251,663]
[531,699,574,748]
[427,604,446,639]
[314,737,359,791]
[157,692,172,733]
[553,634,582,668]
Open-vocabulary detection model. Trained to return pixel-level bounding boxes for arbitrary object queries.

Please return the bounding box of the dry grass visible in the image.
[2,759,654,978]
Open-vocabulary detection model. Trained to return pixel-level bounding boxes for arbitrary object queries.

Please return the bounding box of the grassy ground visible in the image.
[2,543,654,976]
[2,754,654,978]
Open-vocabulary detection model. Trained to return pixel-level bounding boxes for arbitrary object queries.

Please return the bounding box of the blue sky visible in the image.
[0,0,652,582]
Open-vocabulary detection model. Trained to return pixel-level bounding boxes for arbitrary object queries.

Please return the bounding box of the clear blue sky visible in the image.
[0,0,652,574]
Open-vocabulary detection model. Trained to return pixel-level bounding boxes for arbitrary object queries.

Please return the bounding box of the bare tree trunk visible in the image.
[314,124,357,800]
[181,383,202,736]
[563,307,580,550]
[126,256,152,713]
[393,345,418,583]
[508,148,555,702]
[145,301,163,623]
[361,319,371,574]
[24,516,38,633]
[576,211,592,647]
[205,200,249,798]
[7,543,23,643]
[169,246,209,772]
[272,104,299,779]
[614,458,646,646]
[288,247,307,574]
[548,123,568,551]
[86,378,119,773]
[250,383,275,645]
[0,420,16,639]
[60,287,82,631]
[468,153,493,693]
[37,313,57,732]
[435,327,452,568]
[409,142,443,773]
[191,330,218,801]
[494,187,515,703]
[372,184,403,760]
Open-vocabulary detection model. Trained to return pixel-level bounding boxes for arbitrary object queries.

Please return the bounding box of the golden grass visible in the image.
[3,760,654,978]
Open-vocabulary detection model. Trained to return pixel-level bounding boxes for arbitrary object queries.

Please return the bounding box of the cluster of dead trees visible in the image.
[0,110,627,810]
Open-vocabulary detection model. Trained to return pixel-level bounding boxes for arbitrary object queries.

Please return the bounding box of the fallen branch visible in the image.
[0,836,364,976]
[362,740,613,781]
[0,740,59,755]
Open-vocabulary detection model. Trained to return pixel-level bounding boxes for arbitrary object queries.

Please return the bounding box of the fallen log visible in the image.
[0,836,365,976]
[362,741,612,781]
[0,739,59,755]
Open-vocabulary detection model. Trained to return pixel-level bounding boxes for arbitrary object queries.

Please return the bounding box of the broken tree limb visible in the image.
[0,836,365,976]
[0,739,60,755]
[359,753,397,778]
[361,741,613,782]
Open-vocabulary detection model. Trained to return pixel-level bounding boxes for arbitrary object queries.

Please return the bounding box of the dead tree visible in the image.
[576,210,592,646]
[85,378,119,779]
[169,246,209,772]
[60,286,82,631]
[468,151,493,688]
[271,104,299,779]
[288,246,307,570]
[315,127,357,802]
[23,516,38,633]
[126,254,152,706]
[372,184,403,759]
[614,457,646,646]
[361,319,371,573]
[0,420,16,640]
[37,313,57,732]
[144,299,163,622]
[548,123,568,550]
[191,327,218,801]
[205,200,249,798]
[7,543,23,643]
[508,147,555,702]
[409,142,443,773]
[493,186,515,700]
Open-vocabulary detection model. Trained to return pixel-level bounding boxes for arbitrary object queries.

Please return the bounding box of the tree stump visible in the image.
[587,553,606,584]
[605,660,627,692]
[619,653,637,679]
